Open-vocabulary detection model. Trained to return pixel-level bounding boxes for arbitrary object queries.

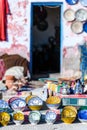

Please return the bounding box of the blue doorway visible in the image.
[30,2,63,79]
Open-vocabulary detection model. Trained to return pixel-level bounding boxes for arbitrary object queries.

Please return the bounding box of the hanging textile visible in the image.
[0,0,10,41]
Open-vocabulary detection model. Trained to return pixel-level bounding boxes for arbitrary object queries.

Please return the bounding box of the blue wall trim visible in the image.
[30,2,63,76]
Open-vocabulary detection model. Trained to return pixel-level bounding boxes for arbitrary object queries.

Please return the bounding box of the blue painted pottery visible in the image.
[45,110,57,124]
[0,100,11,112]
[65,0,78,5]
[10,98,26,111]
[78,110,87,120]
[83,22,87,33]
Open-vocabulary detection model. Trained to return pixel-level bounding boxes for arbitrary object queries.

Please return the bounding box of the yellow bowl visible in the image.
[29,105,42,111]
[46,96,61,104]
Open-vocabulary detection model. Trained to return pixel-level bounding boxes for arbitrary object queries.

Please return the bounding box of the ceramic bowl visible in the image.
[10,98,26,111]
[78,109,87,120]
[0,112,10,126]
[0,99,11,112]
[13,111,24,125]
[46,96,61,110]
[28,111,41,125]
[45,110,57,124]
[28,96,43,110]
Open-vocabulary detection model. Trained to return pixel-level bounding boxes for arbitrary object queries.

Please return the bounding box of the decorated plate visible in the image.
[79,0,87,7]
[75,9,87,22]
[63,9,75,22]
[83,22,87,33]
[65,0,79,5]
[71,21,83,34]
[45,110,57,124]
[29,111,41,124]
[28,96,43,106]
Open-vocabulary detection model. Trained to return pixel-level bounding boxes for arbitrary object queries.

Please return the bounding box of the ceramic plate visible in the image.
[65,0,78,5]
[63,9,75,21]
[71,21,83,34]
[28,96,43,106]
[79,0,87,6]
[75,9,87,21]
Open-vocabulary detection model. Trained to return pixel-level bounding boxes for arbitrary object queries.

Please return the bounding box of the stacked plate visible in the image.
[75,9,87,22]
[79,0,87,7]
[63,9,75,22]
[71,21,83,34]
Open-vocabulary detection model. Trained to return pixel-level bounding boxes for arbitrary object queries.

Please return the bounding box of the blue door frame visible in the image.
[30,2,63,77]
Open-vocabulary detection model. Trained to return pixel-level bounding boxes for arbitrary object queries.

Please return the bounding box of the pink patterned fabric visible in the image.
[0,59,6,80]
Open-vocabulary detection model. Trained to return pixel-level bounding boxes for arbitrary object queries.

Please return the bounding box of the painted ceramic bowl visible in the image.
[13,111,24,125]
[65,0,78,5]
[46,96,61,110]
[28,96,43,110]
[28,111,41,125]
[78,110,87,120]
[61,106,77,124]
[10,98,26,111]
[45,110,57,124]
[25,95,35,105]
[0,112,10,126]
[0,99,11,112]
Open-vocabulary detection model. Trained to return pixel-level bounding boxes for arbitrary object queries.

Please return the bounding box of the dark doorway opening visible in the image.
[30,3,62,79]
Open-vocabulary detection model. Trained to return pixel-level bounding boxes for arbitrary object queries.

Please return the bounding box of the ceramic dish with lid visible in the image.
[65,0,79,5]
[71,21,83,34]
[75,9,87,22]
[79,0,87,7]
[63,9,75,22]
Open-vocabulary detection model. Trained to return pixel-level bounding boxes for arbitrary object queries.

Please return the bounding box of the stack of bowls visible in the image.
[46,96,61,110]
[27,96,43,111]
[9,97,26,111]
[78,106,87,123]
[61,106,77,124]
